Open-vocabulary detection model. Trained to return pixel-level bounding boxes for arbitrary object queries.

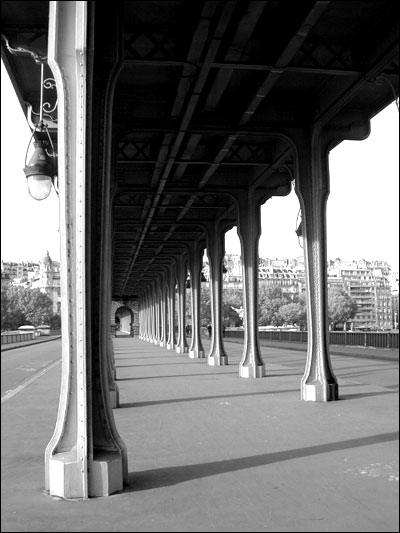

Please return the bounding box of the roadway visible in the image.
[1,338,61,398]
[1,336,398,532]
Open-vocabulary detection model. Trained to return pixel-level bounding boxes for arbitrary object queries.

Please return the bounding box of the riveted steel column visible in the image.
[188,240,206,358]
[107,333,120,409]
[295,128,338,402]
[144,290,150,342]
[166,262,176,350]
[155,281,162,345]
[237,192,265,378]
[153,283,160,344]
[141,294,147,340]
[159,269,168,347]
[45,1,126,499]
[176,254,189,354]
[147,288,153,342]
[206,224,228,366]
[138,298,143,339]
[150,285,157,343]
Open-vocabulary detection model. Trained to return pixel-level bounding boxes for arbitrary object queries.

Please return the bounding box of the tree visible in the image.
[277,301,307,328]
[200,285,211,326]
[222,302,242,327]
[18,287,54,326]
[223,288,243,327]
[258,283,289,326]
[185,285,243,329]
[327,285,358,330]
[1,286,25,331]
[49,314,62,329]
[223,288,243,309]
[0,286,54,330]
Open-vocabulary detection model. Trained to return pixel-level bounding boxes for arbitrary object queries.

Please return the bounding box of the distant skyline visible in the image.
[1,59,399,270]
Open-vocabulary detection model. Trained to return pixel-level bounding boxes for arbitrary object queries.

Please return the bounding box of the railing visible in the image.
[1,333,35,345]
[224,329,399,350]
[1,330,61,345]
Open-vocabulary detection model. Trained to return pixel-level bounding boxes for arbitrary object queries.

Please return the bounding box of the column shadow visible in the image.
[121,431,398,493]
[118,388,300,408]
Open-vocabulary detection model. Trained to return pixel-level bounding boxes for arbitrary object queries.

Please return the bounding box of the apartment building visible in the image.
[216,255,394,330]
[1,253,61,315]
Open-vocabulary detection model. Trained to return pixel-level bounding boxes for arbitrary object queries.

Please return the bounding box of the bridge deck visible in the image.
[1,337,398,531]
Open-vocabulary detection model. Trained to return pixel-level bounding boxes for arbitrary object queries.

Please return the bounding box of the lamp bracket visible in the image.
[2,34,57,127]
[29,63,58,128]
[1,34,46,64]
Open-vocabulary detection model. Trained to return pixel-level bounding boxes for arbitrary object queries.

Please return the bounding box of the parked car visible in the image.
[18,325,40,337]
[37,325,51,336]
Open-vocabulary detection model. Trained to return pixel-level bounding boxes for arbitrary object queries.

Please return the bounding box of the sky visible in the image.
[1,59,399,270]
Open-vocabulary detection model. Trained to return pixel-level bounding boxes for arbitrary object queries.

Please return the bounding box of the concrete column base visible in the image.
[48,452,123,499]
[208,355,228,366]
[176,346,188,354]
[159,341,165,347]
[88,452,124,497]
[189,349,205,359]
[167,342,175,350]
[301,381,339,402]
[239,364,265,378]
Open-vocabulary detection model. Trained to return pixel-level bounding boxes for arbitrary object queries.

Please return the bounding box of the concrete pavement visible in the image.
[1,336,398,532]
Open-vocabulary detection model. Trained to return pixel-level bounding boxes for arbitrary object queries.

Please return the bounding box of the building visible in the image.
[220,254,395,330]
[327,259,393,330]
[31,252,61,314]
[0,272,12,288]
[1,253,61,315]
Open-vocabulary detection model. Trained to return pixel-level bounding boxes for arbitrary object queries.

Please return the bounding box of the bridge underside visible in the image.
[1,0,398,499]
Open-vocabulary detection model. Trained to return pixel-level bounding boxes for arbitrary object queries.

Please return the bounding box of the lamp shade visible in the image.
[23,141,54,200]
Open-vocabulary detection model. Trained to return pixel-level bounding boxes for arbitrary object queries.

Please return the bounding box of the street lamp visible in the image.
[23,63,58,200]
[24,136,56,200]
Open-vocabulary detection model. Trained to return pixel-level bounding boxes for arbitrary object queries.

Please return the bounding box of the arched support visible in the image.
[205,222,230,366]
[166,262,177,350]
[45,2,127,499]
[295,127,339,402]
[150,285,158,343]
[236,191,265,378]
[175,254,189,354]
[159,270,168,347]
[188,239,206,359]
[155,280,163,346]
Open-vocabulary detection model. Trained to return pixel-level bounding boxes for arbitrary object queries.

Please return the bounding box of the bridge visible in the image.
[1,1,398,499]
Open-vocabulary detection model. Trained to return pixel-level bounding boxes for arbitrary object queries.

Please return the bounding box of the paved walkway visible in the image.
[1,336,399,532]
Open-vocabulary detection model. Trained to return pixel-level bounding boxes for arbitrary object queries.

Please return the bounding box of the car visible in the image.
[37,325,51,336]
[18,325,40,337]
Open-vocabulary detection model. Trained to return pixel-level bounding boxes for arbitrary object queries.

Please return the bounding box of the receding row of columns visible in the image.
[44,0,376,500]
[134,174,338,400]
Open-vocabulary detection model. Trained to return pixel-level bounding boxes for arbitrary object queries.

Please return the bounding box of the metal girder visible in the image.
[1,0,398,298]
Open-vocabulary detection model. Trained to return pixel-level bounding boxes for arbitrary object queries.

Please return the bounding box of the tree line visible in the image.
[194,282,357,331]
[1,284,62,332]
[2,280,357,333]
